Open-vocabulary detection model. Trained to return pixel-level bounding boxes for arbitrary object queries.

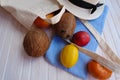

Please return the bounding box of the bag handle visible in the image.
[65,39,120,72]
[80,20,120,72]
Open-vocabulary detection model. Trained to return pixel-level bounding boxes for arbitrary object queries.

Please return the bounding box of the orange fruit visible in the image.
[87,60,112,79]
[34,17,51,28]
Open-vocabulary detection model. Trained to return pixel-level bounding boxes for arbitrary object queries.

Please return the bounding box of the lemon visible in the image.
[60,44,79,68]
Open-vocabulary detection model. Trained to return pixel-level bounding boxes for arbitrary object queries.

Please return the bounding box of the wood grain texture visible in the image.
[0,0,120,79]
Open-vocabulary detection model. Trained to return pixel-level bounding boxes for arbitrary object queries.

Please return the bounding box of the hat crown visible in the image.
[84,0,99,5]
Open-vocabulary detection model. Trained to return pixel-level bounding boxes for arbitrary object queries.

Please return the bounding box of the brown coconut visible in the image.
[54,12,76,39]
[23,29,50,57]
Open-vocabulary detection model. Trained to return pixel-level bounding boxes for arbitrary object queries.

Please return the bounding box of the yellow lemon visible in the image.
[60,44,79,68]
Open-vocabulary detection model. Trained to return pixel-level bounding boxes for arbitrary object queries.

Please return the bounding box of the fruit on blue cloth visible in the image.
[60,44,79,68]
[72,31,90,46]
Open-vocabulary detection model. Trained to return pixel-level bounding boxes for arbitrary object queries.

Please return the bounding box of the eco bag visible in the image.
[0,0,65,28]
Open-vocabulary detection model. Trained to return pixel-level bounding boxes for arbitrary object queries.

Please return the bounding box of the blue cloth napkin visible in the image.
[45,6,108,80]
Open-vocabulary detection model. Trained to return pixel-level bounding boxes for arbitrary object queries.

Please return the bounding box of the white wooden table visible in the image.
[0,0,120,80]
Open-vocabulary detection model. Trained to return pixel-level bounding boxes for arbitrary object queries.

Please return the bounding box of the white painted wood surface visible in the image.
[0,0,120,80]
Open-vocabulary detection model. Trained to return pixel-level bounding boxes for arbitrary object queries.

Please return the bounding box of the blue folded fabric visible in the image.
[45,6,108,80]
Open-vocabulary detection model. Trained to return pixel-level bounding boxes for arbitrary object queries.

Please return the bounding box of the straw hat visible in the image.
[57,0,105,20]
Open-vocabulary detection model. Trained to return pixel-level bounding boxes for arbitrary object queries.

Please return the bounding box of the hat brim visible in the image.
[57,0,105,20]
